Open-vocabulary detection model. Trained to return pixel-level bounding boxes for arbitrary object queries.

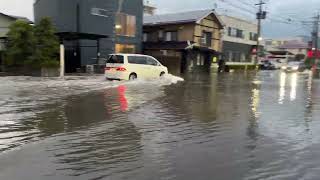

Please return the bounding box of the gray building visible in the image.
[34,0,143,73]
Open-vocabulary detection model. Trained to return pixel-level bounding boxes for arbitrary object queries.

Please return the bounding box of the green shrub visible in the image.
[4,17,60,71]
[41,60,60,68]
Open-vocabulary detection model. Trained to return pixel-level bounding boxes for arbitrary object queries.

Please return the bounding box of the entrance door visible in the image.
[65,45,81,73]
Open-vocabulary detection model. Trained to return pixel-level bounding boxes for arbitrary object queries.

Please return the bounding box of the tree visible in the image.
[4,20,35,67]
[33,17,60,68]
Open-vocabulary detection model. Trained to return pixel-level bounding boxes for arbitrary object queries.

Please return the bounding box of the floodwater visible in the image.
[0,71,320,180]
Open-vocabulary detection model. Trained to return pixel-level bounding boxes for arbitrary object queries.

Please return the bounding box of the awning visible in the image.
[144,41,220,54]
[56,32,108,41]
[144,41,190,50]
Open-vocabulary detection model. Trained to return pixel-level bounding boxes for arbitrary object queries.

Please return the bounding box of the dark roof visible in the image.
[0,12,33,24]
[56,32,108,41]
[278,41,308,49]
[144,9,223,28]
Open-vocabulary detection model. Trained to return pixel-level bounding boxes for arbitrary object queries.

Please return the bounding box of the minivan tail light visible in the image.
[105,67,111,71]
[116,67,127,71]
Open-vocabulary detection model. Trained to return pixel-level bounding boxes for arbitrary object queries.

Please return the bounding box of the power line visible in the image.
[218,0,257,15]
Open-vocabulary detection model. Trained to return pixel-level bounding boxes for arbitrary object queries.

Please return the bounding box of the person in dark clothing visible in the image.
[218,56,226,72]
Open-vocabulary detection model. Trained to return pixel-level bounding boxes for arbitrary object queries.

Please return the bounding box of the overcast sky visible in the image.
[0,0,320,38]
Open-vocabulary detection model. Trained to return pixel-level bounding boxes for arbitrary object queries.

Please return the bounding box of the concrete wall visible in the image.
[34,0,143,66]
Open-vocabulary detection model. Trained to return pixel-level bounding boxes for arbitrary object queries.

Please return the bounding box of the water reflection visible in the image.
[251,88,261,119]
[117,85,128,112]
[290,73,298,101]
[1,72,320,180]
[279,72,286,104]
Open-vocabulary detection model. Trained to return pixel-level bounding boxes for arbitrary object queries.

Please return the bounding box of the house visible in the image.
[143,9,224,74]
[277,40,309,56]
[0,12,32,50]
[0,12,32,71]
[144,0,157,16]
[219,15,258,65]
[34,0,143,73]
[264,37,309,56]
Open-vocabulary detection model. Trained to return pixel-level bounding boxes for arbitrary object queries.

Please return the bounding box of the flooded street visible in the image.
[1,71,320,180]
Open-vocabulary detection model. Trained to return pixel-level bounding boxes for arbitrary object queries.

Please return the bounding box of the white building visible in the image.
[0,12,32,50]
[219,15,258,64]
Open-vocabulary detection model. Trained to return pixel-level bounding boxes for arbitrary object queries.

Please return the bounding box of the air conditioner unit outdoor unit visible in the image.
[201,38,206,45]
[86,65,94,74]
[160,50,168,56]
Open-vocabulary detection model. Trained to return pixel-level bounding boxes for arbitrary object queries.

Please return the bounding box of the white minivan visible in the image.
[105,54,168,80]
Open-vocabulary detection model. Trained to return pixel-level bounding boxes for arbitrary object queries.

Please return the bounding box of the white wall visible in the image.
[0,15,15,37]
[219,15,257,45]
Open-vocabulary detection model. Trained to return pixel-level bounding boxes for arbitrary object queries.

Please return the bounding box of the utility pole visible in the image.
[311,12,320,77]
[312,13,320,55]
[255,0,266,65]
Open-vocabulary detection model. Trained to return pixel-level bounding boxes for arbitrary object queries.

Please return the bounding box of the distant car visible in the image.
[282,61,306,72]
[105,54,168,80]
[273,59,287,69]
[260,60,276,70]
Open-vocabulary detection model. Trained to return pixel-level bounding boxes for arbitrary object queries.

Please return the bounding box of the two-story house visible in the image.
[143,9,224,74]
[219,15,258,65]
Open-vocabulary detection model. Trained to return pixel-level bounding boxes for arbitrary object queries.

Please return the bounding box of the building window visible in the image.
[91,8,109,17]
[143,33,148,42]
[228,27,237,37]
[158,30,164,41]
[165,31,178,41]
[228,27,244,39]
[232,52,241,62]
[115,13,136,37]
[115,44,136,53]
[236,29,244,38]
[202,31,212,46]
[241,53,246,62]
[250,32,258,41]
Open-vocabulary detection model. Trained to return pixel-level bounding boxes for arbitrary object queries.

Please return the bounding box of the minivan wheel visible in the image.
[160,72,165,77]
[129,73,137,80]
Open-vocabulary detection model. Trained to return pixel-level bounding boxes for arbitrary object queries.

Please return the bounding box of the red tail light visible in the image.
[105,67,111,71]
[116,67,127,71]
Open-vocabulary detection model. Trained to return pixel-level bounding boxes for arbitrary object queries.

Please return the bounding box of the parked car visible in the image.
[272,59,287,69]
[281,61,306,72]
[260,60,276,70]
[105,54,168,80]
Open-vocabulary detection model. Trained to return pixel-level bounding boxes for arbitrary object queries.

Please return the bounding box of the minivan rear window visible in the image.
[107,55,124,64]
